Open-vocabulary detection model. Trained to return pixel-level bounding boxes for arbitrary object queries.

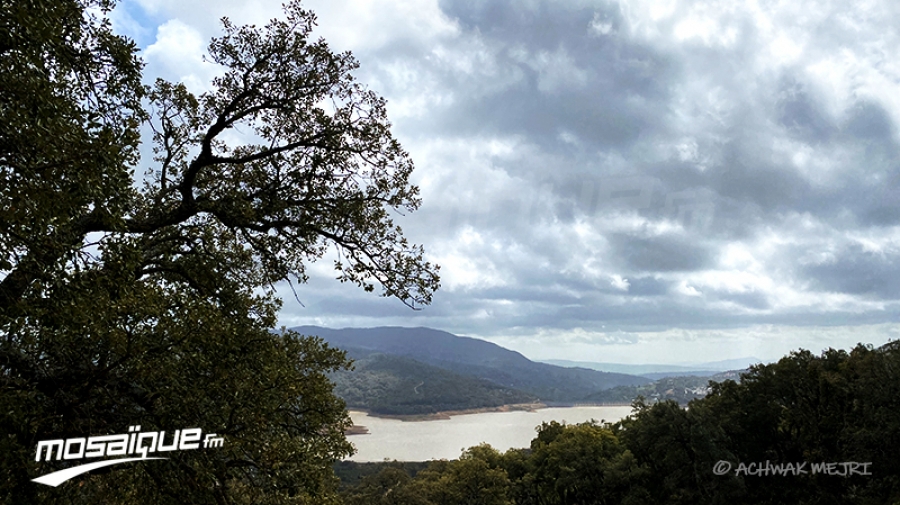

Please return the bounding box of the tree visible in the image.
[696,345,900,505]
[342,466,433,505]
[529,421,646,505]
[0,0,439,502]
[615,399,739,505]
[411,446,513,505]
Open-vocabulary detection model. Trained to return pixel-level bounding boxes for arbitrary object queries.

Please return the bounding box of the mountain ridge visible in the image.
[289,325,652,404]
[542,357,768,378]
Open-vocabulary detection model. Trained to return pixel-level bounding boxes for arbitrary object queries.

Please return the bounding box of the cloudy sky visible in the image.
[112,0,900,364]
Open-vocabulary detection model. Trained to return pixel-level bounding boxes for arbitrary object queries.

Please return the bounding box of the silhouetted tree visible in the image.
[1,0,438,502]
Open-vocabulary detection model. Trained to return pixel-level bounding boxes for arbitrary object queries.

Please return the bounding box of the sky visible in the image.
[110,0,900,364]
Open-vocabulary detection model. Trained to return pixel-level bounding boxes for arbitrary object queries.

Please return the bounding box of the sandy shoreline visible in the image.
[357,402,547,422]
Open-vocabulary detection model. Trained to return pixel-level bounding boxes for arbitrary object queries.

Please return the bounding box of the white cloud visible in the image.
[427,227,507,291]
[675,281,701,297]
[589,12,614,36]
[306,0,459,54]
[610,275,630,291]
[142,19,222,92]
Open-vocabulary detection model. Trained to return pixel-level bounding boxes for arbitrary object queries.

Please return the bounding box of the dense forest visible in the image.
[337,342,900,505]
[330,353,537,415]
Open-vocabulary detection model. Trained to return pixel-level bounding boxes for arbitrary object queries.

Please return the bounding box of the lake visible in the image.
[346,405,634,461]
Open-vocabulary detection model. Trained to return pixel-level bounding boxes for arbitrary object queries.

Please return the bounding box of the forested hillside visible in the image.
[339,342,900,505]
[330,352,537,415]
[295,326,651,403]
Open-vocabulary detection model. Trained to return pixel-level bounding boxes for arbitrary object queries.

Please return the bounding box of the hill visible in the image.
[290,326,651,403]
[329,352,537,416]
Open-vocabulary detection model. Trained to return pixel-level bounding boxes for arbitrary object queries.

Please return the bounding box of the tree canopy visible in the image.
[0,0,439,502]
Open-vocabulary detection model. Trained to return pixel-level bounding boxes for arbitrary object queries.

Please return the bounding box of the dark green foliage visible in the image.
[694,344,900,504]
[342,466,433,505]
[614,342,900,505]
[1,0,438,503]
[337,449,524,505]
[528,422,647,505]
[408,446,514,505]
[615,400,739,504]
[333,461,430,491]
[330,353,537,415]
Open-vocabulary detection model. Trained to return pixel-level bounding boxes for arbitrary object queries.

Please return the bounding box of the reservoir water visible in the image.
[346,406,634,462]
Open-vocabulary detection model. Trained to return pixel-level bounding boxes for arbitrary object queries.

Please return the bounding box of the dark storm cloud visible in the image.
[705,148,810,211]
[625,276,670,296]
[844,100,896,141]
[775,75,838,144]
[364,0,677,153]
[608,232,714,272]
[801,243,900,299]
[831,101,900,226]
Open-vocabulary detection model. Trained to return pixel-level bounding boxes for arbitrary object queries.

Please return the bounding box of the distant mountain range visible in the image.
[541,357,768,380]
[583,369,749,405]
[288,326,652,413]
